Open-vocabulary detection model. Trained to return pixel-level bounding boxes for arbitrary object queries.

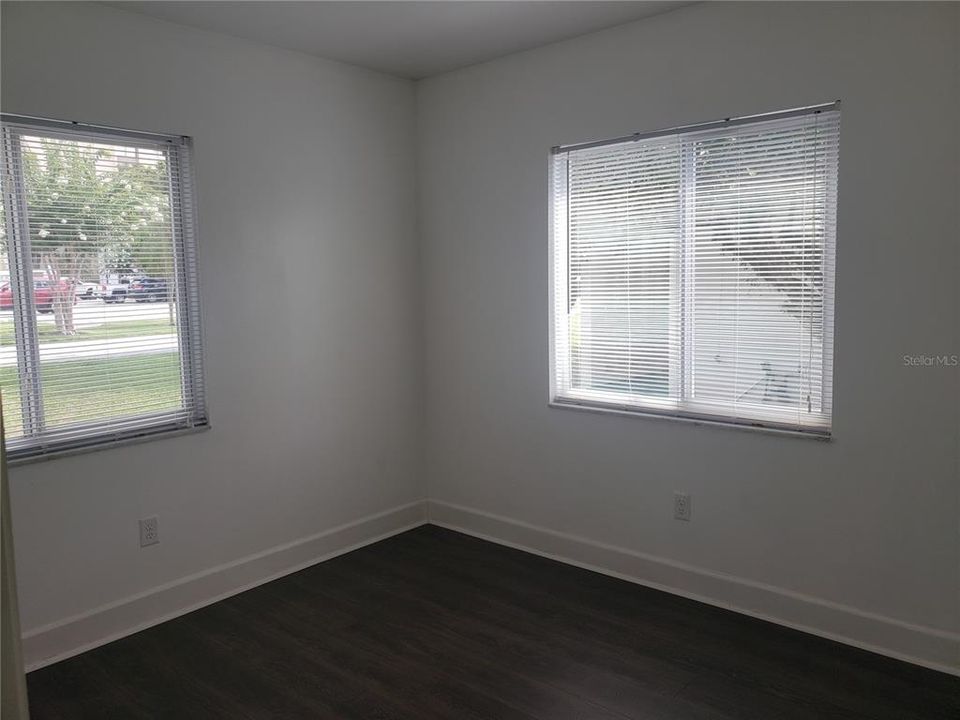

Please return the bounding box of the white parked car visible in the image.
[102,277,132,303]
[73,280,102,300]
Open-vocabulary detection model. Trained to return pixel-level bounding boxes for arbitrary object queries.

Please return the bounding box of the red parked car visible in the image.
[0,280,75,313]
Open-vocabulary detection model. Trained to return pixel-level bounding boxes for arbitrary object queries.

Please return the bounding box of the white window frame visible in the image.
[549,103,839,438]
[1,114,208,462]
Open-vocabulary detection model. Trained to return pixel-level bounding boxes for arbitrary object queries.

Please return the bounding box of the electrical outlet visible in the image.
[674,492,691,521]
[139,516,159,547]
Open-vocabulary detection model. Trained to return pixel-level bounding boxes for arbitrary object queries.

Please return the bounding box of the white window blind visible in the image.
[0,116,207,461]
[551,105,839,435]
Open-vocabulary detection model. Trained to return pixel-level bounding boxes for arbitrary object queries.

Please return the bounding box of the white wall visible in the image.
[1,0,423,646]
[418,1,960,669]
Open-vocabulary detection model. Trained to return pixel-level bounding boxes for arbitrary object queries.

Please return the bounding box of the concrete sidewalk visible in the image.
[0,335,178,368]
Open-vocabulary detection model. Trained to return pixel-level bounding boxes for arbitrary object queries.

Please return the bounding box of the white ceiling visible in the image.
[106,1,689,79]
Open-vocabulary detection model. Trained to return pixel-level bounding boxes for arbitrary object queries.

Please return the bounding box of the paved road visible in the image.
[0,335,178,368]
[0,300,173,327]
[0,301,179,368]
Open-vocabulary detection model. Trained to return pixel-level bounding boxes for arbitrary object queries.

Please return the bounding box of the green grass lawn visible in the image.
[0,318,175,346]
[1,353,183,438]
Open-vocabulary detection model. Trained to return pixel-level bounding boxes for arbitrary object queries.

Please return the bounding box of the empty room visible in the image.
[0,1,957,718]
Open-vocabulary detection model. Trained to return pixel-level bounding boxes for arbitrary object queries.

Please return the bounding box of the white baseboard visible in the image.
[22,500,428,671]
[23,497,960,677]
[428,499,960,676]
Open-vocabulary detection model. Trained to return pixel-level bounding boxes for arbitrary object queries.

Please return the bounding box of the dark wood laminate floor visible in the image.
[27,525,959,720]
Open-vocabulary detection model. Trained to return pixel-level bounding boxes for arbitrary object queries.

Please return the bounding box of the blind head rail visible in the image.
[552,100,841,154]
[0,113,190,146]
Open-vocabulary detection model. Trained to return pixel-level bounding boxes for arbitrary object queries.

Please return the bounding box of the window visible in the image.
[550,104,839,435]
[0,115,207,461]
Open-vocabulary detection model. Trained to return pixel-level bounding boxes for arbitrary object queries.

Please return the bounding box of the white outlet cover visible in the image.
[139,516,159,547]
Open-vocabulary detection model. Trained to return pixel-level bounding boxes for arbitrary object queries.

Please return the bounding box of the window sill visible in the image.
[548,399,831,441]
[6,422,211,466]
